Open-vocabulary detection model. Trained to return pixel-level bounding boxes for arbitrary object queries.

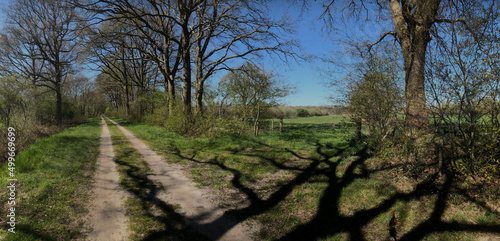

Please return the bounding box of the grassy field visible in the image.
[0,115,497,240]
[281,115,348,124]
[109,115,499,240]
[0,117,101,240]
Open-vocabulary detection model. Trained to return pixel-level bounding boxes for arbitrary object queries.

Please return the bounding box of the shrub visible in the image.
[296,108,310,117]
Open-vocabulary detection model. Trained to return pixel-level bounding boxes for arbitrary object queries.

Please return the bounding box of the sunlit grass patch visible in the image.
[0,117,101,240]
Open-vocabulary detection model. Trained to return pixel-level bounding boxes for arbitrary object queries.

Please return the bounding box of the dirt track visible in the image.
[86,117,129,241]
[87,116,258,240]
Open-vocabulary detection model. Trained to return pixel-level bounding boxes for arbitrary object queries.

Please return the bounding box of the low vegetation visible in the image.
[109,116,499,240]
[0,117,101,240]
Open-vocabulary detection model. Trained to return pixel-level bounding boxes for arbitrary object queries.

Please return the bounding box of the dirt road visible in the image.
[86,117,129,240]
[105,117,258,241]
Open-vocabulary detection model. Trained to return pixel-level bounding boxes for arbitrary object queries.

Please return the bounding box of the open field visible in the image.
[0,115,498,240]
[109,116,500,240]
[282,115,348,125]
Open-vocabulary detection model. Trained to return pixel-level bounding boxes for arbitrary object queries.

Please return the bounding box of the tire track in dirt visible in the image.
[86,117,129,241]
[105,117,258,241]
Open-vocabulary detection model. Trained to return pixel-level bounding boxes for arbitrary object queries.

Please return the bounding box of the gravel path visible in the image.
[105,117,258,241]
[86,117,129,241]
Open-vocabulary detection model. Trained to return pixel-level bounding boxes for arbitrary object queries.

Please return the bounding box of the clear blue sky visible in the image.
[268,1,338,106]
[0,0,359,107]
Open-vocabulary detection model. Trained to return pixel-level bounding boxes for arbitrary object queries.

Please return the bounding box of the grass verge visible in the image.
[108,116,499,241]
[0,117,101,240]
[104,118,209,241]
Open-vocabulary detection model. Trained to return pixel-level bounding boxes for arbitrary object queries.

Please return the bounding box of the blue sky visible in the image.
[268,1,339,106]
[0,0,364,107]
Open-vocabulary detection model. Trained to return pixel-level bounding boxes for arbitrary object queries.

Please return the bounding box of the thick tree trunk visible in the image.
[355,117,362,139]
[181,35,192,116]
[166,74,175,116]
[179,3,192,117]
[403,43,429,135]
[195,60,204,116]
[160,68,175,116]
[389,0,440,136]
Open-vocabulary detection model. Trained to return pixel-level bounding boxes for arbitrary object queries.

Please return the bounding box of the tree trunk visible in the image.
[355,117,362,139]
[125,82,130,116]
[180,4,192,117]
[403,38,430,135]
[163,34,176,117]
[163,73,175,116]
[56,84,62,125]
[195,55,204,116]
[389,0,440,136]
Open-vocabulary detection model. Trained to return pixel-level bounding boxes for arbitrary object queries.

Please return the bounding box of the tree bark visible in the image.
[389,0,440,136]
[179,1,193,117]
[56,81,62,125]
[195,54,204,116]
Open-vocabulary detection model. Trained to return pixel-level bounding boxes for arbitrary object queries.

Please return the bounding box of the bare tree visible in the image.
[426,2,500,179]
[192,0,297,116]
[2,0,85,125]
[219,63,292,136]
[78,0,297,118]
[77,0,183,115]
[319,0,491,137]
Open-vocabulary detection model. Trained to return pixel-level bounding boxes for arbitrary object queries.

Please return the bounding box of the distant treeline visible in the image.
[267,105,346,119]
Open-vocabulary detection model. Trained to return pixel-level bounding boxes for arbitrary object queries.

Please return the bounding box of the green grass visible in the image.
[107,116,499,241]
[104,118,209,241]
[0,117,101,240]
[282,115,348,124]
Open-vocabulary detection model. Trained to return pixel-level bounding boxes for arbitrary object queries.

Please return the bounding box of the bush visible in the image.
[145,101,224,138]
[296,108,310,117]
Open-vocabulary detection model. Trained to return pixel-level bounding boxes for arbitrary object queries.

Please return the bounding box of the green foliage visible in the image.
[445,123,500,184]
[0,75,28,126]
[268,106,343,119]
[130,89,166,122]
[145,101,223,138]
[296,108,310,117]
[218,63,292,121]
[346,54,404,141]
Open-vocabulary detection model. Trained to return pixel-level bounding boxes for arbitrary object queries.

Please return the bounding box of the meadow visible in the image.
[0,115,498,240]
[110,115,499,240]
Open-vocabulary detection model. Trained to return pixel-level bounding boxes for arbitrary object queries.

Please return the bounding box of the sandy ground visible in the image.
[86,117,129,241]
[105,117,258,241]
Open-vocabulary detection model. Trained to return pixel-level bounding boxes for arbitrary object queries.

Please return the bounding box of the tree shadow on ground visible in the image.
[112,137,210,241]
[170,136,500,241]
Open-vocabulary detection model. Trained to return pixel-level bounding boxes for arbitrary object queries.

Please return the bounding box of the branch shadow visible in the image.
[169,134,500,241]
[111,136,210,241]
